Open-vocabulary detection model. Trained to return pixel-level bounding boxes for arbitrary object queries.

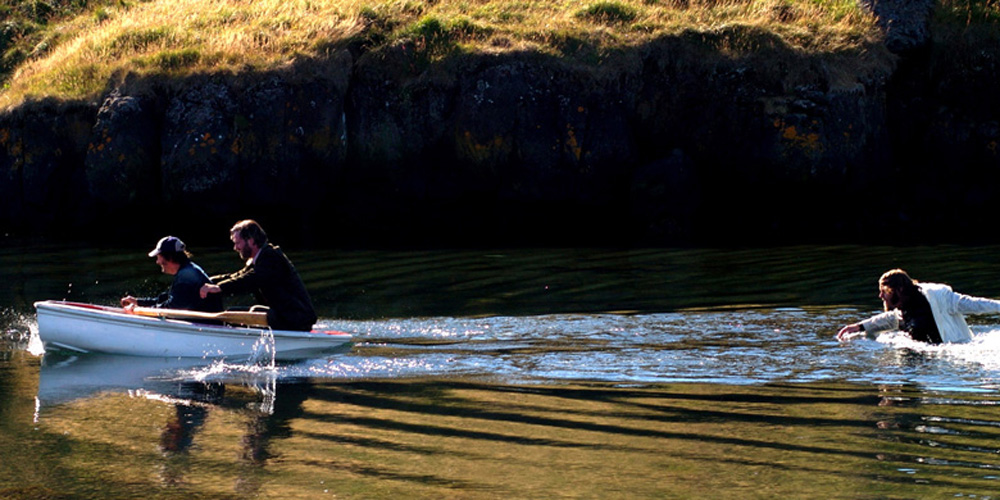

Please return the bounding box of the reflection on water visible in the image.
[3,244,1000,498]
[9,367,1000,498]
[34,352,279,413]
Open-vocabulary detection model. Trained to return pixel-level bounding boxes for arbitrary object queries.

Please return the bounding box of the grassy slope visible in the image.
[0,0,997,110]
[0,0,881,108]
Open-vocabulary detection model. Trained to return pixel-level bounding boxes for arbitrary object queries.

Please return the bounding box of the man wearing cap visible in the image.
[121,236,224,312]
[199,220,317,331]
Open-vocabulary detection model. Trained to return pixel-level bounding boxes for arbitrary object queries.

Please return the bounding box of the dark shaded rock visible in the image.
[86,89,161,214]
[160,78,241,214]
[878,22,1000,241]
[626,30,893,242]
[0,100,93,233]
[453,56,637,206]
[859,0,935,54]
[0,119,23,228]
[229,55,352,235]
[348,41,456,169]
[629,149,698,241]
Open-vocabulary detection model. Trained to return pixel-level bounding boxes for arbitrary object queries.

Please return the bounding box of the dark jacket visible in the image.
[138,261,223,312]
[899,293,943,344]
[213,244,317,331]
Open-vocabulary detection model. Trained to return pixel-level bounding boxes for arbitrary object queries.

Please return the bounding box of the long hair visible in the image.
[879,268,920,311]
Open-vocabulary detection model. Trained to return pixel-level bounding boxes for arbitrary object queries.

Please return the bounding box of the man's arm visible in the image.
[837,310,899,341]
[201,262,263,298]
[121,291,167,309]
[951,292,1000,316]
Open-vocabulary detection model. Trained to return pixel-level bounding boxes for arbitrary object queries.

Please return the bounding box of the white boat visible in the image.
[34,300,352,360]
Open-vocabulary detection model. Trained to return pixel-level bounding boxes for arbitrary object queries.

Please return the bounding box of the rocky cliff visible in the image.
[2,1,998,246]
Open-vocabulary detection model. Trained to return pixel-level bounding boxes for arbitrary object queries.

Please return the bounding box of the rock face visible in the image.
[0,100,93,230]
[859,0,936,53]
[1,8,998,246]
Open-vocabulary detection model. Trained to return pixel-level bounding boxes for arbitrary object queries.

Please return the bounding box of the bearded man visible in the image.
[837,269,1000,344]
[200,220,317,331]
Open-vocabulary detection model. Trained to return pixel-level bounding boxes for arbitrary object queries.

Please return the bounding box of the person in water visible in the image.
[837,268,1000,344]
[121,236,224,312]
[199,219,317,331]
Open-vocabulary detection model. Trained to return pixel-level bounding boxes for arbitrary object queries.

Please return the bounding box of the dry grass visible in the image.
[0,0,882,109]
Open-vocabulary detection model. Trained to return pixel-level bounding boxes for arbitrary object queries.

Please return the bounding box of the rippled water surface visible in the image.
[3,244,1000,498]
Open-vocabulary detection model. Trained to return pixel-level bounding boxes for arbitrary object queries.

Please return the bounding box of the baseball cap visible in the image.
[149,236,185,257]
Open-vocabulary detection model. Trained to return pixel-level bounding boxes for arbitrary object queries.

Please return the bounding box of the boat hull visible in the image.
[34,301,351,360]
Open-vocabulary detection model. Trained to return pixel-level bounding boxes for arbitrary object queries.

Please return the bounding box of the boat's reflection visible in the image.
[35,352,319,491]
[36,352,280,417]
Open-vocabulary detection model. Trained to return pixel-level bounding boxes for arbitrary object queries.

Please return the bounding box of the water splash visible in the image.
[247,328,276,369]
[946,330,1000,371]
[26,325,44,356]
[0,309,45,355]
[874,329,1000,372]
[172,354,279,415]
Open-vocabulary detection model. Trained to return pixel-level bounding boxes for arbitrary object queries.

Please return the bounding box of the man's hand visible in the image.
[837,324,865,342]
[200,284,221,299]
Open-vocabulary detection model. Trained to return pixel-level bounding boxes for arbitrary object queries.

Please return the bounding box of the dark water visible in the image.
[3,243,1000,498]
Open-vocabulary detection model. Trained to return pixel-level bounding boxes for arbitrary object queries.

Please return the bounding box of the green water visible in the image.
[2,359,999,499]
[2,244,1000,498]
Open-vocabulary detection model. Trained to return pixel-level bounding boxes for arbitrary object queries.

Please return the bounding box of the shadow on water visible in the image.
[5,353,1000,497]
[281,379,1000,495]
[305,380,880,453]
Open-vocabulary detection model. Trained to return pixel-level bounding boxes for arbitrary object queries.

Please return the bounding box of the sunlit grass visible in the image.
[1,0,885,108]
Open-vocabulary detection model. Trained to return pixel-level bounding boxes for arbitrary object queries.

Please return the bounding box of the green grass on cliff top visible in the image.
[0,0,995,109]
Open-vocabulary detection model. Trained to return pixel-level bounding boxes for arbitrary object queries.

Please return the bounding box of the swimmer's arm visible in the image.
[837,311,898,341]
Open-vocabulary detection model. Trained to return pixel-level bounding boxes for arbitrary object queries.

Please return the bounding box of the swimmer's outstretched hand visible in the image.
[837,324,865,342]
